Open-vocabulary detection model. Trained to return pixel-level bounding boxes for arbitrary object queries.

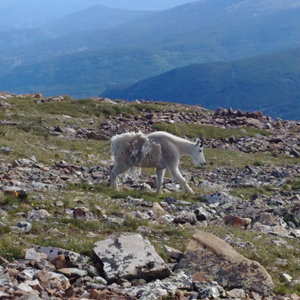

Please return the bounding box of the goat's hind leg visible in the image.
[156,168,165,194]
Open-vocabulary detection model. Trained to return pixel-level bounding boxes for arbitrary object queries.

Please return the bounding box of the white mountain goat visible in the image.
[109,131,205,194]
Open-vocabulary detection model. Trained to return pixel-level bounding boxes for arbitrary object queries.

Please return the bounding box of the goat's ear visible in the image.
[195,138,200,146]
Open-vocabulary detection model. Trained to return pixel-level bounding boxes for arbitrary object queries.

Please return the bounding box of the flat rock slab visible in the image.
[175,230,274,296]
[94,234,171,282]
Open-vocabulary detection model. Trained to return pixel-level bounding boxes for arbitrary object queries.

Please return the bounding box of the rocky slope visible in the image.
[0,92,299,299]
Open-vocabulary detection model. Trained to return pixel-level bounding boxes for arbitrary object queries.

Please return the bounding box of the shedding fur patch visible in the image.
[111,132,162,169]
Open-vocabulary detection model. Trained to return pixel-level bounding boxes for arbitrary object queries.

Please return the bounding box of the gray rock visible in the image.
[202,192,240,207]
[25,248,43,262]
[32,245,91,266]
[11,221,32,233]
[57,268,88,277]
[0,291,10,298]
[0,273,12,288]
[0,221,8,227]
[137,226,152,235]
[194,207,210,221]
[16,282,34,292]
[29,182,54,189]
[18,269,37,281]
[48,271,69,283]
[0,147,12,154]
[281,272,293,284]
[193,281,220,298]
[28,209,51,221]
[254,212,278,226]
[252,222,272,234]
[124,271,192,300]
[290,148,300,158]
[227,288,246,298]
[94,234,171,282]
[164,245,183,260]
[173,211,197,225]
[13,158,35,167]
[198,180,225,193]
[17,295,42,300]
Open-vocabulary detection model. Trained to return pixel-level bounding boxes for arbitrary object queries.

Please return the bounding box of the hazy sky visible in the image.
[0,0,199,28]
[0,0,199,11]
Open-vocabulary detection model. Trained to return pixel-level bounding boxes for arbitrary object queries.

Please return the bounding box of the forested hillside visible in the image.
[102,47,300,120]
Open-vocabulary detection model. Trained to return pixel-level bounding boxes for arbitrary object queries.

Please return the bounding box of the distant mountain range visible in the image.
[0,5,153,51]
[1,0,300,120]
[0,0,197,28]
[102,47,300,121]
[41,6,153,36]
[0,47,180,98]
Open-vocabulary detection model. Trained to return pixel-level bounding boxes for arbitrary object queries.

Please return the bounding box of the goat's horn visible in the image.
[200,135,204,147]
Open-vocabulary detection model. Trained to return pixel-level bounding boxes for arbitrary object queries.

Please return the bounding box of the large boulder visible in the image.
[94,234,171,283]
[175,230,274,296]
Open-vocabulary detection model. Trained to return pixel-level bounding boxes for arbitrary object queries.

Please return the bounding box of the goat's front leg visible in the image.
[109,164,122,191]
[156,168,166,194]
[169,167,194,194]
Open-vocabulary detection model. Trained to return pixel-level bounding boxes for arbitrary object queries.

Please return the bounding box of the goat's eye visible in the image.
[199,149,202,153]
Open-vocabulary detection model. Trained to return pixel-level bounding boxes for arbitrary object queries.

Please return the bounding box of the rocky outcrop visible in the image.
[175,230,274,296]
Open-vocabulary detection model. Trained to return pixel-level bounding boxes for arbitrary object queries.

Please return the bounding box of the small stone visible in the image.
[281,272,293,283]
[13,221,32,233]
[194,207,209,221]
[34,270,52,282]
[28,209,51,221]
[51,254,70,269]
[58,268,88,277]
[17,282,34,292]
[73,207,92,219]
[227,288,246,298]
[251,291,262,300]
[164,245,184,260]
[193,281,220,299]
[224,215,251,229]
[55,201,64,207]
[173,212,197,225]
[25,249,42,262]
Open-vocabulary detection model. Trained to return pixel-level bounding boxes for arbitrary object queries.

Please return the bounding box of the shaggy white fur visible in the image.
[111,131,162,169]
[110,131,205,194]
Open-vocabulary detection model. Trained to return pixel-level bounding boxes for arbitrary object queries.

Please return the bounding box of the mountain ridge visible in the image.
[101,47,300,121]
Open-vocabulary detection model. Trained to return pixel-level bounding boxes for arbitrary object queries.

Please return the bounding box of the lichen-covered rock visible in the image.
[94,234,171,283]
[202,192,240,207]
[31,245,91,266]
[194,207,210,221]
[197,180,225,193]
[193,281,221,299]
[173,211,197,225]
[11,221,32,233]
[124,271,192,300]
[175,230,274,296]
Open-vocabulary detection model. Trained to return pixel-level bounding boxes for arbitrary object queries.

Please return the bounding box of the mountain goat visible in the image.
[109,131,205,194]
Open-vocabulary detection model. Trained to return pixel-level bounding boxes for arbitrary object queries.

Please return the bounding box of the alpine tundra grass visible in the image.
[0,95,299,295]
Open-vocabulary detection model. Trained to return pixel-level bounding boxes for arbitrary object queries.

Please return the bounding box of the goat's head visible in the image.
[191,136,206,166]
